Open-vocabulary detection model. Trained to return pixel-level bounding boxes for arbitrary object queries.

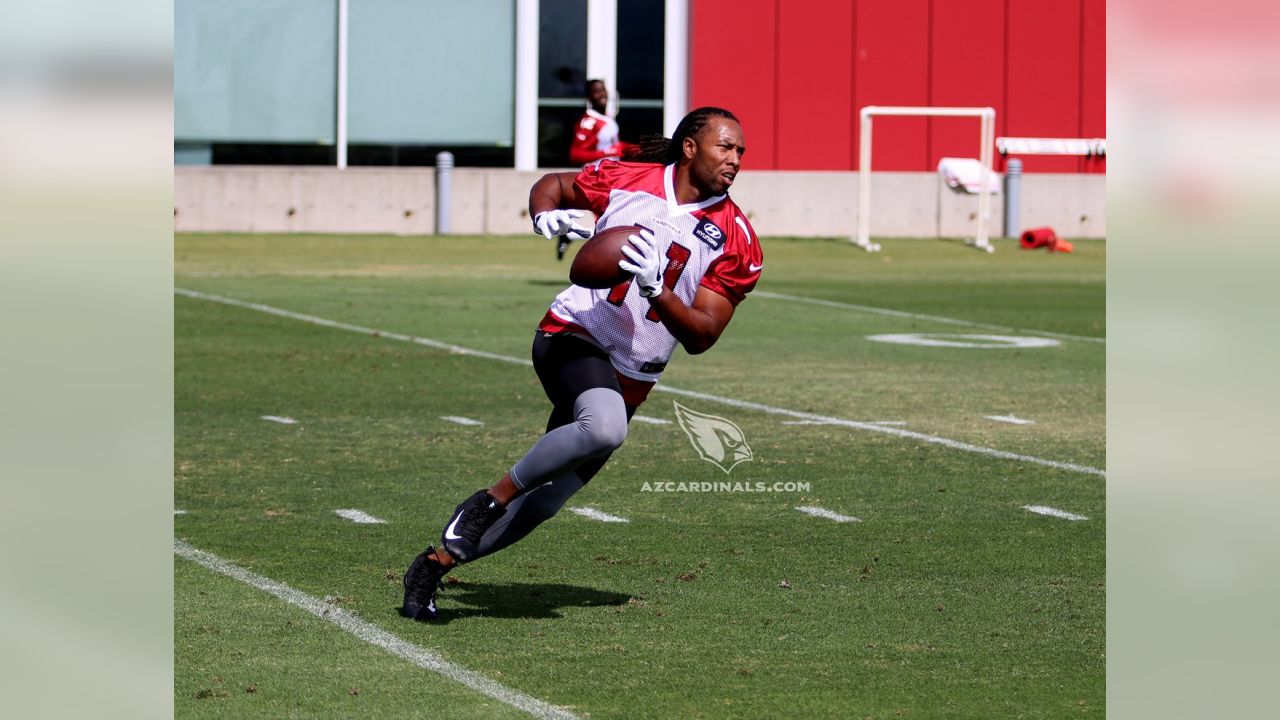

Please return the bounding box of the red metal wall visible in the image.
[689,0,781,168]
[689,0,1105,173]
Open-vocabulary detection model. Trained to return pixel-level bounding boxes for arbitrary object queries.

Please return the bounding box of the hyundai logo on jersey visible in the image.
[692,218,725,250]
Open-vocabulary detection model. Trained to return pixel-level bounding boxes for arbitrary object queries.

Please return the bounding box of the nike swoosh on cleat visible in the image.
[444,515,464,541]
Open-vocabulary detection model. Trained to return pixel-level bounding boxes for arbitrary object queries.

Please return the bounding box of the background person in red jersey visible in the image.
[401,107,763,622]
[568,79,625,167]
[552,79,637,260]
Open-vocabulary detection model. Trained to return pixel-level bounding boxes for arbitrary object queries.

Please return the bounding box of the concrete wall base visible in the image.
[175,166,1105,238]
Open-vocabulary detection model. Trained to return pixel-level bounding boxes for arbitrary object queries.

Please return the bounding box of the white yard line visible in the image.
[986,414,1035,425]
[261,415,298,425]
[783,419,905,426]
[795,506,860,523]
[174,539,579,720]
[176,288,1105,477]
[440,416,484,426]
[656,385,1104,477]
[753,290,1105,344]
[334,509,387,524]
[569,507,630,523]
[174,510,187,515]
[1023,505,1089,521]
[632,415,671,425]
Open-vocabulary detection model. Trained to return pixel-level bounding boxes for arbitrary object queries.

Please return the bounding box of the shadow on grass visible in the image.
[407,581,634,623]
[526,279,570,288]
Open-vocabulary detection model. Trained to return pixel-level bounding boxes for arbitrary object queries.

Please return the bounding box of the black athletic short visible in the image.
[531,331,622,412]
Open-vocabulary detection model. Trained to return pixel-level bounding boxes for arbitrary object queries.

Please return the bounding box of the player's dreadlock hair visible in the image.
[624,107,739,164]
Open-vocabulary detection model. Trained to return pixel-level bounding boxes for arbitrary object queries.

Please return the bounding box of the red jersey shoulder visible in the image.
[574,160,666,213]
[696,199,761,262]
[697,199,762,306]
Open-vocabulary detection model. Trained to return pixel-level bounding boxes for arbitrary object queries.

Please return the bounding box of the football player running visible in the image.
[403,107,763,621]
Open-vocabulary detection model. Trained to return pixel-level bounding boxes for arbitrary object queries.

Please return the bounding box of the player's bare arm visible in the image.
[646,286,735,355]
[528,171,592,216]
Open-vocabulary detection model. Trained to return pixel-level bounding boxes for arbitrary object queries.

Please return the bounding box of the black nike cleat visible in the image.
[401,546,448,621]
[556,238,571,261]
[440,489,507,563]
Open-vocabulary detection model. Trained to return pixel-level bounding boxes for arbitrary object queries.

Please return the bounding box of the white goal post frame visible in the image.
[856,106,997,253]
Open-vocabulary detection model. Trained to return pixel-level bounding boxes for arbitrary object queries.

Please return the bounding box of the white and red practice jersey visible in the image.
[541,160,763,383]
[568,109,621,165]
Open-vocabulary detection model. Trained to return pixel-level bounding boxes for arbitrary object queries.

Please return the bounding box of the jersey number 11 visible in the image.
[606,242,692,321]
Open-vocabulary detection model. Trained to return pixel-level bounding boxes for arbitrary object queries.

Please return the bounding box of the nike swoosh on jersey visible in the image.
[444,515,464,540]
[749,263,764,272]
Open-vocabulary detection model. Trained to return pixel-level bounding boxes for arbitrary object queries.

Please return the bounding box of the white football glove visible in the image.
[533,209,594,241]
[618,229,663,297]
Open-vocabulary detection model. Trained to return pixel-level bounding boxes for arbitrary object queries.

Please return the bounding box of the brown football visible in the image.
[569,224,644,289]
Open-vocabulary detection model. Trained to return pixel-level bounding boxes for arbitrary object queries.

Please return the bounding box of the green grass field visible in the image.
[175,233,1105,718]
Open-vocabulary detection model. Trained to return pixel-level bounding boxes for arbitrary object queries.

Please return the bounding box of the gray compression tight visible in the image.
[508,386,628,491]
[470,386,628,561]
